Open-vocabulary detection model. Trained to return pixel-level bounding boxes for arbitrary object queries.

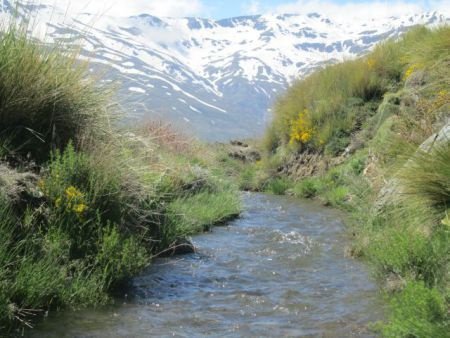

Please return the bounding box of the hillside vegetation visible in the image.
[0,25,240,332]
[239,26,449,336]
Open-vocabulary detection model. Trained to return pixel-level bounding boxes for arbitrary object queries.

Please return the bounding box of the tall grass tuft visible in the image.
[0,25,111,161]
[400,143,450,212]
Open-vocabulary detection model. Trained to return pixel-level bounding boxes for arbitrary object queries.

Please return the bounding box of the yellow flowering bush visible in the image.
[290,109,314,144]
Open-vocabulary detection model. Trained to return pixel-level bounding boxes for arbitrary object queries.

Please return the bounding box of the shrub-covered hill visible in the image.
[250,26,449,337]
[0,26,240,332]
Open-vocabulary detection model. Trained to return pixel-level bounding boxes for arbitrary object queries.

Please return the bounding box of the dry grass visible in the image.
[139,121,194,154]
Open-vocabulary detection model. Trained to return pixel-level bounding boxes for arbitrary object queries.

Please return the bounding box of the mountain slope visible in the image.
[1,1,448,139]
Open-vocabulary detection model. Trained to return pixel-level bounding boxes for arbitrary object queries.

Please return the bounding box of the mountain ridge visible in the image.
[1,2,448,139]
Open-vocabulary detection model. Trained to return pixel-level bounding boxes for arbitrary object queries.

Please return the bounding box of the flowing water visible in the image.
[28,193,383,337]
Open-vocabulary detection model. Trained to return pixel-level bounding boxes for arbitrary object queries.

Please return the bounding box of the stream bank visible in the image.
[28,193,384,337]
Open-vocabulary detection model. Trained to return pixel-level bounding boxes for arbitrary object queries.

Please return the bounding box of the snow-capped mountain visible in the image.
[1,1,448,140]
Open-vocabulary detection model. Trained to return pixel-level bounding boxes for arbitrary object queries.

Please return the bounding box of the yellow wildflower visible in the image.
[56,186,89,217]
[430,89,450,111]
[65,186,83,200]
[403,63,422,81]
[367,58,375,70]
[300,131,310,143]
[73,203,88,214]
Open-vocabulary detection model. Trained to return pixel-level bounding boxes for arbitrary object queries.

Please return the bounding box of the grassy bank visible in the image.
[0,26,240,332]
[235,26,449,336]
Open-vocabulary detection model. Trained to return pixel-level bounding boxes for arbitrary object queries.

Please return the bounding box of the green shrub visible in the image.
[0,143,151,329]
[0,203,18,327]
[264,177,292,195]
[324,130,351,156]
[95,225,148,286]
[322,186,349,208]
[367,225,447,287]
[12,256,64,311]
[269,46,394,150]
[0,285,11,330]
[58,270,110,307]
[292,177,323,198]
[382,281,448,338]
[40,144,127,258]
[348,155,366,176]
[42,142,148,243]
[239,165,258,191]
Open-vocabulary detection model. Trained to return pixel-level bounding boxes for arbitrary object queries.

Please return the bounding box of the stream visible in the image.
[28,193,383,337]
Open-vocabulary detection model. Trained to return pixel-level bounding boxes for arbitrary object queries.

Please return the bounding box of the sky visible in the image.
[38,0,450,19]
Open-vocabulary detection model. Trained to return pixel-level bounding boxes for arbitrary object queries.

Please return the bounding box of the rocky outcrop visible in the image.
[278,152,326,178]
[420,121,450,152]
[277,150,350,179]
[0,164,42,211]
[161,238,196,256]
[227,141,261,162]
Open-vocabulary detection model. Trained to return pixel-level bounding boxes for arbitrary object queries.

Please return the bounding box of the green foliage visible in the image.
[58,270,110,307]
[44,142,129,227]
[324,130,351,156]
[367,224,448,287]
[322,186,349,208]
[96,225,148,285]
[13,256,64,310]
[239,165,260,191]
[262,124,280,154]
[292,177,324,198]
[381,281,448,338]
[347,155,367,176]
[264,177,292,195]
[0,140,241,330]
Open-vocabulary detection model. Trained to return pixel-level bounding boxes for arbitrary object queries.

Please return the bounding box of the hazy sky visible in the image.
[39,0,450,19]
